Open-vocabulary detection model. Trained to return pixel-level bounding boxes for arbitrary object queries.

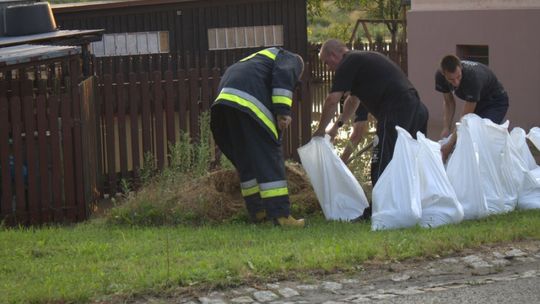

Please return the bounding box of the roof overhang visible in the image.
[0,29,104,47]
[0,44,81,68]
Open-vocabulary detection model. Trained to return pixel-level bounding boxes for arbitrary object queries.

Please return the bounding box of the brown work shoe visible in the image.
[274,215,305,228]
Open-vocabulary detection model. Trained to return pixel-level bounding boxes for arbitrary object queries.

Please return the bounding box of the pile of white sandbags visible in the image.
[371,114,540,231]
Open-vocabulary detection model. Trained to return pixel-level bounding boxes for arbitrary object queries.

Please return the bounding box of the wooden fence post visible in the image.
[164,69,176,150]
[0,83,13,224]
[128,72,141,179]
[153,71,165,170]
[140,72,153,164]
[103,74,117,195]
[116,72,129,181]
[9,90,26,222]
[62,93,76,221]
[22,80,40,224]
[177,69,188,133]
[188,68,200,141]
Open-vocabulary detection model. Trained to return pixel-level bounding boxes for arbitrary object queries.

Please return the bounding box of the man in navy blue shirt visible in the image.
[436,54,509,162]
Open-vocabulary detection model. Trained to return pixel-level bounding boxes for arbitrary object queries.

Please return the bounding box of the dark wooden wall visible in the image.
[53,0,308,60]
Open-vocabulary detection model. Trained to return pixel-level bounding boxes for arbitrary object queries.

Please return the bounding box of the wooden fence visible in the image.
[0,41,407,225]
[0,56,96,225]
[95,58,313,196]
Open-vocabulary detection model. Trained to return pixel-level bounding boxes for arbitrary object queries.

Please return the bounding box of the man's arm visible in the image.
[341,120,367,163]
[327,94,360,139]
[440,100,478,163]
[461,101,477,117]
[441,92,456,138]
[313,91,344,137]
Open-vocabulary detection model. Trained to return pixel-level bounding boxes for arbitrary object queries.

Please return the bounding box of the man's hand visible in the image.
[277,115,292,131]
[440,141,454,163]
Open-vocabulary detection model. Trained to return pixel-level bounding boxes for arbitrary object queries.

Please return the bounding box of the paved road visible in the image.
[377,276,540,304]
[132,240,540,304]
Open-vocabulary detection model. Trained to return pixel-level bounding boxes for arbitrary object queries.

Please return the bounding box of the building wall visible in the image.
[53,0,308,58]
[408,8,540,138]
[412,0,540,11]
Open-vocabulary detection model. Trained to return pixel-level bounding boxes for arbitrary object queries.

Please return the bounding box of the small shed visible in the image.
[52,0,308,68]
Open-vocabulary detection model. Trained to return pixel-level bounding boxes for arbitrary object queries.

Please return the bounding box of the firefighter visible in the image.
[210,47,305,227]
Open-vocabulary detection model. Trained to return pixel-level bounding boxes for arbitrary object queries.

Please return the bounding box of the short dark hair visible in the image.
[440,55,462,73]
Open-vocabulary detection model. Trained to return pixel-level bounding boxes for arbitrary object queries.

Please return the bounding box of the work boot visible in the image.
[274,215,305,228]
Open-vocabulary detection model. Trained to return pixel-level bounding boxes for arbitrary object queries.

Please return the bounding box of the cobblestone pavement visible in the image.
[134,240,540,304]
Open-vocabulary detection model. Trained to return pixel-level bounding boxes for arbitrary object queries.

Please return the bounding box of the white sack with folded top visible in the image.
[298,135,369,221]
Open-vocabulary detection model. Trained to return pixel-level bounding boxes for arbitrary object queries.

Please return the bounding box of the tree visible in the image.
[364,0,404,48]
[307,0,405,46]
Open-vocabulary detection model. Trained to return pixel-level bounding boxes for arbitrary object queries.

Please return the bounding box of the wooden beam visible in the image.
[361,21,372,44]
[348,19,361,47]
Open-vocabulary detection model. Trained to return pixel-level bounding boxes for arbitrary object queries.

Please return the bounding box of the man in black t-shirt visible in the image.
[313,39,429,219]
[436,54,509,162]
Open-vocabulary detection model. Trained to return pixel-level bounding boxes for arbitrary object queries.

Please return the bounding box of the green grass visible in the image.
[1,210,540,303]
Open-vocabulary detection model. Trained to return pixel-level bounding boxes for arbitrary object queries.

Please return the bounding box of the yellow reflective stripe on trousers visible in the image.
[217,92,278,139]
[260,180,288,198]
[272,95,293,107]
[241,185,260,197]
[260,187,289,198]
[240,48,278,62]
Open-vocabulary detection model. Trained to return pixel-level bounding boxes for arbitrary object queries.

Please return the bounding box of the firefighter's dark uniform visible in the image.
[210,47,303,220]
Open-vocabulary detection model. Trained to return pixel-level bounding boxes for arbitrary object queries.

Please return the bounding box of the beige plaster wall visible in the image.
[407,8,540,139]
[412,0,540,11]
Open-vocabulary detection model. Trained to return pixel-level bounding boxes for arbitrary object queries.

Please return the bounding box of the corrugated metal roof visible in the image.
[52,0,199,12]
[0,29,103,47]
[0,44,80,67]
[51,0,269,13]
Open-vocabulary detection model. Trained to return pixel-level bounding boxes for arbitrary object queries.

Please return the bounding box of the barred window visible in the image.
[457,45,489,65]
[90,31,170,57]
[208,25,284,50]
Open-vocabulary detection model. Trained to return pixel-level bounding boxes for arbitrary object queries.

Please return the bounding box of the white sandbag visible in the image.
[298,135,368,221]
[446,119,489,220]
[416,133,463,228]
[518,167,540,209]
[527,127,540,151]
[466,116,512,214]
[510,128,540,209]
[371,127,422,231]
[485,119,521,212]
[510,128,538,170]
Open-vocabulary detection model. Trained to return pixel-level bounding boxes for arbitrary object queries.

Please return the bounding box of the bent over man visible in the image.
[313,39,429,220]
[210,47,305,227]
[436,54,509,162]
